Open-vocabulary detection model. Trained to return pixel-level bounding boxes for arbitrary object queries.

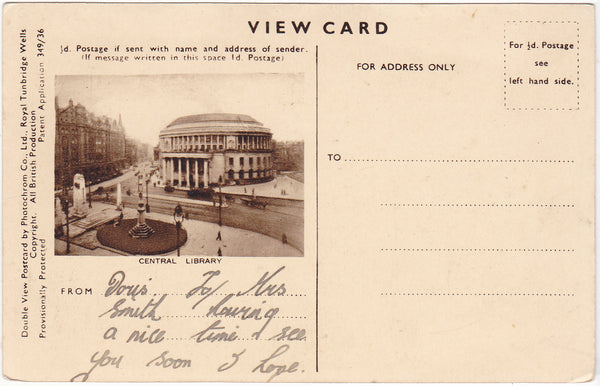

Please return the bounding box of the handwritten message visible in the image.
[70,267,307,382]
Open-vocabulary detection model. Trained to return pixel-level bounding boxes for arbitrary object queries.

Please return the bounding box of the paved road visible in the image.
[97,174,304,252]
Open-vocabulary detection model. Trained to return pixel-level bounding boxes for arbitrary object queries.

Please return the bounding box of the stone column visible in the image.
[203,159,209,187]
[169,158,174,185]
[161,158,166,182]
[181,158,185,186]
[116,182,122,209]
[177,158,181,186]
[196,159,200,188]
[186,158,190,188]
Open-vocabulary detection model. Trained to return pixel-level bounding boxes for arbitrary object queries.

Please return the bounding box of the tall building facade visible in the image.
[158,113,274,188]
[55,98,148,189]
[55,99,127,188]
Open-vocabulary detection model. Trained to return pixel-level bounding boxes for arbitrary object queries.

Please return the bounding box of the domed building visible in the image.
[158,113,274,188]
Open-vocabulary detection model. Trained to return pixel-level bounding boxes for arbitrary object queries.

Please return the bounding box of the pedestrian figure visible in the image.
[282,233,288,244]
[216,231,222,241]
[217,247,222,256]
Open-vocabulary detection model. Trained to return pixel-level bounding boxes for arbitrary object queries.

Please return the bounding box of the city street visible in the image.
[60,165,305,256]
[56,202,301,257]
[113,166,302,249]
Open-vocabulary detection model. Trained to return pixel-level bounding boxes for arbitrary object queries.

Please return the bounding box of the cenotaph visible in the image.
[72,173,88,217]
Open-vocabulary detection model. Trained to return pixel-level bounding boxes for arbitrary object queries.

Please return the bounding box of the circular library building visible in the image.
[158,113,274,188]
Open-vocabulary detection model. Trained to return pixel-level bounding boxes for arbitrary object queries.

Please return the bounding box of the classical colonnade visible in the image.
[162,157,209,188]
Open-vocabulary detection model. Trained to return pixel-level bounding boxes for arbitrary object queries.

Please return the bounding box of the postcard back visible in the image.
[2,3,595,382]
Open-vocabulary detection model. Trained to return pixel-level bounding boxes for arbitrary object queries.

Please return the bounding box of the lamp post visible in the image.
[145,177,150,213]
[173,203,184,256]
[87,181,92,208]
[61,187,70,254]
[218,182,222,227]
[137,174,143,194]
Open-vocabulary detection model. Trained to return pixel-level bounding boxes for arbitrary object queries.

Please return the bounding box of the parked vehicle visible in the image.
[164,183,175,193]
[241,197,268,209]
[187,187,215,201]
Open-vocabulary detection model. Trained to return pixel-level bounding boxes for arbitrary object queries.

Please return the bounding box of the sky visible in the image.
[55,73,309,146]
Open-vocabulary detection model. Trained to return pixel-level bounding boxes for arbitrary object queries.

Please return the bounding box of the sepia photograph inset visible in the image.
[54,74,305,257]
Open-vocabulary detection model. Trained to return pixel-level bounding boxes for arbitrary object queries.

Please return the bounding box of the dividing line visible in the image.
[315,44,319,373]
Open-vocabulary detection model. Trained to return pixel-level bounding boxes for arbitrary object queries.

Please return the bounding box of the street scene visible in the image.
[54,74,305,257]
[55,163,303,257]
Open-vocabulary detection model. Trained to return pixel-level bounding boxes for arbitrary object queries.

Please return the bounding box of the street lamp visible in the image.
[137,174,143,194]
[218,182,222,227]
[173,203,184,256]
[145,177,150,213]
[87,181,92,208]
[60,187,70,254]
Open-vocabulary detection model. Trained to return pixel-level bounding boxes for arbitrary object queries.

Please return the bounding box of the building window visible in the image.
[228,170,235,180]
[239,157,244,166]
[249,169,253,178]
[239,170,244,179]
[257,157,261,166]
[249,157,253,166]
[229,157,234,166]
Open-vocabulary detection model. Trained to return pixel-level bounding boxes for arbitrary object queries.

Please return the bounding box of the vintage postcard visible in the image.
[2,3,595,382]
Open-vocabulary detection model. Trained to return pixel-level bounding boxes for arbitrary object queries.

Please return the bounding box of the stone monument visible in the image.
[116,182,122,210]
[72,173,88,217]
[128,191,154,238]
